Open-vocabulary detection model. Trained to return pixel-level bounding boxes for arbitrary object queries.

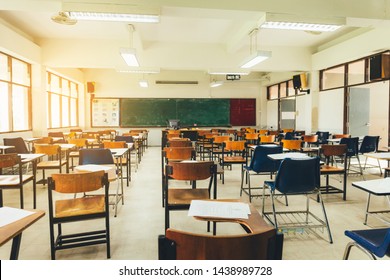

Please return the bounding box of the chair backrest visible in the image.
[260,135,276,144]
[321,144,347,157]
[68,138,88,148]
[0,153,21,169]
[48,132,64,138]
[281,139,302,151]
[245,133,259,140]
[167,140,192,147]
[224,140,246,152]
[315,131,330,144]
[3,137,29,154]
[163,147,195,161]
[284,131,295,140]
[282,128,294,133]
[250,145,283,173]
[161,228,279,260]
[259,129,269,135]
[79,148,114,165]
[102,141,126,149]
[303,135,318,144]
[274,157,320,194]
[333,133,350,139]
[50,170,107,194]
[115,135,133,143]
[181,130,199,142]
[359,135,379,153]
[380,228,390,257]
[339,137,359,157]
[34,144,60,156]
[166,161,215,181]
[213,135,231,144]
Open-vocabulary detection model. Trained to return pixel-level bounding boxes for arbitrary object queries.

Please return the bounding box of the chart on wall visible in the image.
[91,98,120,127]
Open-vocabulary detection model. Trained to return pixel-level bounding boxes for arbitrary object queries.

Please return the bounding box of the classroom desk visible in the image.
[190,199,275,234]
[363,152,390,175]
[352,178,390,225]
[0,145,14,154]
[24,138,42,152]
[0,207,45,259]
[19,153,45,208]
[110,147,131,186]
[267,152,311,160]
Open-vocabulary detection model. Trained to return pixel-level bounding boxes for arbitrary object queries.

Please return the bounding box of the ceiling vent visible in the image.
[155,80,198,85]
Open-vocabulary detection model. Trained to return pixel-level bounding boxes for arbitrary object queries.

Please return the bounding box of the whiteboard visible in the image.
[91,98,119,127]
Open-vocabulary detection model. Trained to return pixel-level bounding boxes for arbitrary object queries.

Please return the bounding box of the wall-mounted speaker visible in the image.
[370,53,390,81]
[293,74,307,89]
[87,82,95,93]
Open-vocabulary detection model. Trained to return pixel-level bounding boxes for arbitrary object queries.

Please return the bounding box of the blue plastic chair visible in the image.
[315,131,330,146]
[339,137,363,177]
[343,227,390,259]
[359,135,381,174]
[240,144,283,202]
[262,157,333,243]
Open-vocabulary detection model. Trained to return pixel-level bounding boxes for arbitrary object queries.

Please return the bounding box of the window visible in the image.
[347,59,365,85]
[321,65,345,90]
[268,84,279,100]
[267,79,296,100]
[0,52,31,133]
[47,72,79,128]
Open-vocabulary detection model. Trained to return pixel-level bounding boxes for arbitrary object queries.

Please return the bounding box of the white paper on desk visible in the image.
[0,207,35,227]
[188,200,250,219]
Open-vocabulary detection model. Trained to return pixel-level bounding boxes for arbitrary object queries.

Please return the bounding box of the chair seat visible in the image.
[55,195,105,218]
[345,228,390,258]
[223,156,246,163]
[38,160,67,168]
[168,189,209,205]
[0,174,34,186]
[69,151,80,157]
[320,165,344,174]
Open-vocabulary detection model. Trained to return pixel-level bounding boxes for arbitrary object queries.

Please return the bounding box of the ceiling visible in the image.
[0,0,389,74]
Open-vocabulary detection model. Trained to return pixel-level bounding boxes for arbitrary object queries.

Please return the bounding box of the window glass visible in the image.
[62,96,69,127]
[12,85,29,130]
[280,82,287,98]
[268,85,279,100]
[0,82,10,132]
[321,65,345,90]
[50,94,60,128]
[11,58,30,86]
[287,80,295,96]
[62,79,70,96]
[347,60,365,85]
[70,98,77,126]
[0,53,10,81]
[50,74,61,93]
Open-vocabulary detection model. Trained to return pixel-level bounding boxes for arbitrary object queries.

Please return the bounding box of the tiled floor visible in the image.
[1,146,389,260]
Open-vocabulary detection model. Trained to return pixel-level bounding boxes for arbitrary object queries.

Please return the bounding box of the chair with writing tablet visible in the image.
[47,171,110,260]
[0,154,36,208]
[158,228,282,260]
[161,147,196,207]
[164,161,217,230]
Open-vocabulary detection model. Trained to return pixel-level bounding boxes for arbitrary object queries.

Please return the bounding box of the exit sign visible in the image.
[226,74,241,80]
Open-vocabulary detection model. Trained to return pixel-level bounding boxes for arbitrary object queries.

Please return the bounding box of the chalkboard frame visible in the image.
[91,98,256,128]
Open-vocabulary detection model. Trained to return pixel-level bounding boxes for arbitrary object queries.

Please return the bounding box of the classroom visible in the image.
[1,0,390,263]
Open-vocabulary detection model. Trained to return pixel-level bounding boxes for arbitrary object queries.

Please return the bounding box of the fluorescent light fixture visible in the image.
[210,81,223,88]
[117,67,160,74]
[208,70,250,75]
[120,48,139,67]
[261,21,341,32]
[66,12,159,23]
[259,13,344,32]
[240,50,271,68]
[139,80,149,88]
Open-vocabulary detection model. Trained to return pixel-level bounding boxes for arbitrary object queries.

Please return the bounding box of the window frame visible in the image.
[47,72,79,129]
[0,52,32,134]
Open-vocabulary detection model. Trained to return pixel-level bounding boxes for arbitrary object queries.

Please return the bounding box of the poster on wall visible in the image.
[91,98,120,127]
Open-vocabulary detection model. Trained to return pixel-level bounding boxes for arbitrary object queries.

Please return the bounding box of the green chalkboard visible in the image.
[119,98,230,127]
